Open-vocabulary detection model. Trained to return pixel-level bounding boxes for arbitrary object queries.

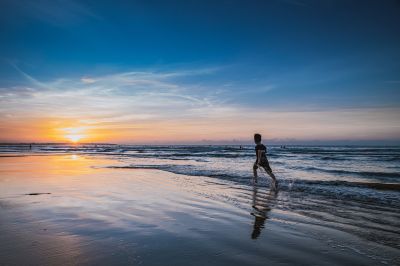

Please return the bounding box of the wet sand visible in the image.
[0,155,398,265]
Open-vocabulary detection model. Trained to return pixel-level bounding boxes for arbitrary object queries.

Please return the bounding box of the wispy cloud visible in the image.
[9,62,53,90]
[4,0,100,27]
[81,77,96,84]
[0,67,225,123]
[1,65,399,143]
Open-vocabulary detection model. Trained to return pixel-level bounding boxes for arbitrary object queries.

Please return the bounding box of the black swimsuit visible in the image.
[254,144,271,171]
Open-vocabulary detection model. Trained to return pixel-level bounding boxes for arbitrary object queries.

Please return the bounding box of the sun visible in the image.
[65,134,84,143]
[62,127,87,143]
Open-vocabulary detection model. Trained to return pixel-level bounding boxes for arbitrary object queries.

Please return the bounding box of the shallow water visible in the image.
[0,144,399,264]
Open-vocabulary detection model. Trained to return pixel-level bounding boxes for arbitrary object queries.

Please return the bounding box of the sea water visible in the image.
[1,144,399,249]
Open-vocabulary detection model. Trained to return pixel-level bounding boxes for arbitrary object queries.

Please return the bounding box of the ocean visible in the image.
[1,144,399,250]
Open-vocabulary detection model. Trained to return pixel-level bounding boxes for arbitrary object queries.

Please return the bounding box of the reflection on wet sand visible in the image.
[1,154,398,265]
[251,183,278,239]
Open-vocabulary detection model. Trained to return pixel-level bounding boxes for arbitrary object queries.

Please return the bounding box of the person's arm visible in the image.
[257,150,263,164]
[254,147,258,164]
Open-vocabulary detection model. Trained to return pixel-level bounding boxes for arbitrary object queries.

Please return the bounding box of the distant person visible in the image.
[253,133,278,189]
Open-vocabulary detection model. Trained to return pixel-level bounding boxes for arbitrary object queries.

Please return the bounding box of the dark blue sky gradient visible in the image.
[1,1,399,67]
[0,0,399,142]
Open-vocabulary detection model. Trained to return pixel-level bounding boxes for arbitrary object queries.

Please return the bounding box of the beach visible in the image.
[0,150,399,265]
[2,1,400,265]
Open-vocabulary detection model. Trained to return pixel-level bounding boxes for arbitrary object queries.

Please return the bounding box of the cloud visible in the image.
[1,65,399,143]
[81,77,96,84]
[0,67,225,122]
[2,0,100,27]
[9,62,53,90]
[0,86,36,98]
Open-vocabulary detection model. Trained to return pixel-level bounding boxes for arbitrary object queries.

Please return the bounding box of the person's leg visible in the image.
[263,166,278,189]
[253,163,258,183]
[265,169,276,181]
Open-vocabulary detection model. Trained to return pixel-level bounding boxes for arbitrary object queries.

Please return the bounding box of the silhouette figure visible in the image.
[251,184,277,239]
[253,133,278,189]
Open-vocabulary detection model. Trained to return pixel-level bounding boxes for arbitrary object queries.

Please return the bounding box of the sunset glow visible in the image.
[1,1,400,265]
[0,1,399,144]
[65,134,84,143]
[62,127,86,143]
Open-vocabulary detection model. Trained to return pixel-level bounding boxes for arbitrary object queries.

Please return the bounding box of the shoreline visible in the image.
[0,154,398,265]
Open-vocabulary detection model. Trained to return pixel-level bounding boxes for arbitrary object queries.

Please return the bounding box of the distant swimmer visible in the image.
[253,133,278,189]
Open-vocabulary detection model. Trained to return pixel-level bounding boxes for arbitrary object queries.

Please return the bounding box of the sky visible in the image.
[0,0,399,144]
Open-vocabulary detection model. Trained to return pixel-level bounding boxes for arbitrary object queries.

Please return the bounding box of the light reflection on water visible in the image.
[0,147,399,265]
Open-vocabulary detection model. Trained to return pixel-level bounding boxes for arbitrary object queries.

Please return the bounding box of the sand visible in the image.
[0,155,398,265]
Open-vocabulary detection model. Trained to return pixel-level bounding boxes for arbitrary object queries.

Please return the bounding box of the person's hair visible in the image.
[254,133,262,143]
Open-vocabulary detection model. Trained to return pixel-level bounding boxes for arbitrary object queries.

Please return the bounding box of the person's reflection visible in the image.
[251,183,278,239]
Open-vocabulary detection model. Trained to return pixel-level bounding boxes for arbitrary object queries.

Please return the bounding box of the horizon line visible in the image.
[1,140,400,146]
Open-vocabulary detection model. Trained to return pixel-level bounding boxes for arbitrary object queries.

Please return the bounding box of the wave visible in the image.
[305,167,398,179]
[3,144,400,160]
[293,180,400,191]
[108,165,400,192]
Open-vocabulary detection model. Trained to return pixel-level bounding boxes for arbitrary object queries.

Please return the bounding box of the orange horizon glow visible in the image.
[62,127,86,143]
[1,106,400,144]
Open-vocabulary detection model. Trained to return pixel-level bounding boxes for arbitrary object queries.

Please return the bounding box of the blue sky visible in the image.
[0,0,399,143]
